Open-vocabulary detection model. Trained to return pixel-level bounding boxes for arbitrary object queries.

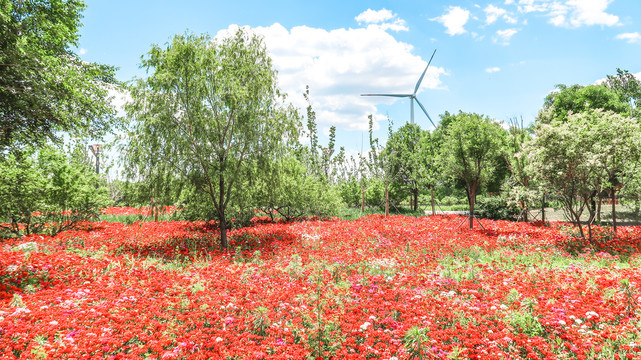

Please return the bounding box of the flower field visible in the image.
[2,214,641,359]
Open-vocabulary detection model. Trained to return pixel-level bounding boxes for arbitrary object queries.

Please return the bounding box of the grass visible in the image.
[99,213,176,224]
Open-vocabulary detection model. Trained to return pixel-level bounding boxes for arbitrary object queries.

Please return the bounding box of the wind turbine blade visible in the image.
[361,94,412,98]
[414,49,437,95]
[415,98,436,128]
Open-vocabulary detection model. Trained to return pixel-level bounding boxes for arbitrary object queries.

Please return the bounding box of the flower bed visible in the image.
[2,215,641,359]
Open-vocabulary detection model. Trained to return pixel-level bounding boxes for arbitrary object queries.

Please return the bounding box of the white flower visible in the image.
[215,337,223,342]
[360,321,371,331]
[586,311,599,319]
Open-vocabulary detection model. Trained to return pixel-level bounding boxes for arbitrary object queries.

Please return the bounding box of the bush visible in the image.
[440,195,466,205]
[475,196,519,220]
[338,179,361,208]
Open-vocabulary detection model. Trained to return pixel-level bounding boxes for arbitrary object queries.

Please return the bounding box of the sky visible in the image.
[76,0,641,163]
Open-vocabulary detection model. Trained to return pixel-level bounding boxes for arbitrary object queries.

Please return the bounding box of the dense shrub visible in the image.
[476,196,519,220]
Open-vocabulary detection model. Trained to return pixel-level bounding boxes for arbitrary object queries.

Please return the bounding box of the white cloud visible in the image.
[355,9,394,23]
[615,32,641,44]
[432,6,471,36]
[215,23,447,131]
[494,28,519,45]
[78,48,87,55]
[484,5,507,25]
[564,0,619,27]
[504,14,519,24]
[505,0,515,4]
[515,0,619,27]
[517,0,550,14]
[485,67,501,73]
[355,8,408,32]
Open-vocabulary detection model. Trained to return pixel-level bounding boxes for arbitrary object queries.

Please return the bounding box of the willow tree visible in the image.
[123,29,298,248]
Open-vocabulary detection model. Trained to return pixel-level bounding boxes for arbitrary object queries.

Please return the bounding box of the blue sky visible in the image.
[77,0,641,158]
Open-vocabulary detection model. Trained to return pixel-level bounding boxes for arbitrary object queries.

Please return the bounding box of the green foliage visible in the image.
[337,178,361,208]
[368,116,401,215]
[364,178,385,208]
[403,326,430,359]
[539,84,630,124]
[604,68,641,119]
[475,195,519,220]
[0,145,109,237]
[0,0,119,151]
[247,87,347,220]
[298,87,345,183]
[254,155,344,220]
[527,109,641,237]
[385,123,439,211]
[438,111,506,227]
[123,29,299,248]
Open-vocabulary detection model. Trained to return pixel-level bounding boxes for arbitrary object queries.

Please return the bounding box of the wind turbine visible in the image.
[361,49,437,127]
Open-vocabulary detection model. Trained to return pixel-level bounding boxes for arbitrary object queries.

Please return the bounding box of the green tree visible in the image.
[369,115,399,216]
[0,145,108,236]
[527,109,640,238]
[416,129,440,214]
[604,68,641,119]
[254,155,344,220]
[585,110,641,234]
[385,124,424,212]
[123,30,298,248]
[502,116,538,221]
[538,84,630,124]
[0,0,119,151]
[298,86,345,183]
[438,111,505,229]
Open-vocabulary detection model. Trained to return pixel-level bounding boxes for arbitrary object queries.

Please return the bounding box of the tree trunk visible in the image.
[541,193,546,222]
[430,185,435,216]
[385,183,389,217]
[612,188,617,237]
[219,214,228,249]
[361,187,366,214]
[468,183,477,230]
[597,196,602,223]
[219,174,228,249]
[409,196,413,210]
[413,190,419,212]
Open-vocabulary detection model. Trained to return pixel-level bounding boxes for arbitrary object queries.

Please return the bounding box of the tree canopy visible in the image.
[123,29,299,248]
[604,68,641,119]
[538,84,630,123]
[527,109,641,238]
[0,0,119,151]
[438,111,506,229]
